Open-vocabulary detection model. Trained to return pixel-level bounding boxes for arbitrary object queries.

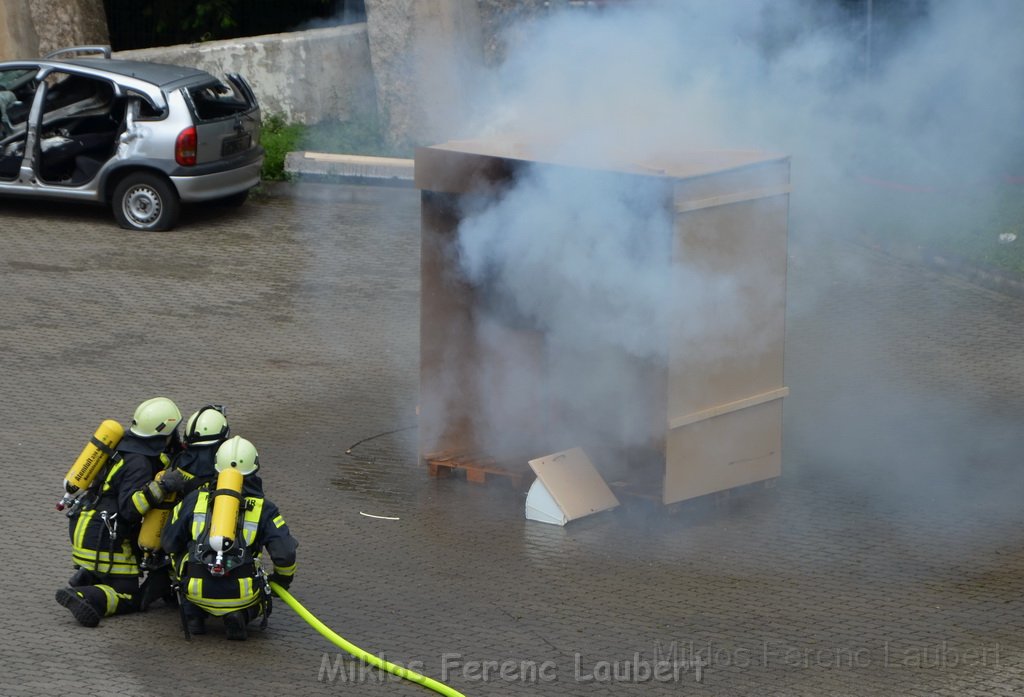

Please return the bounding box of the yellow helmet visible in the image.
[184,405,229,445]
[130,397,181,437]
[215,436,259,475]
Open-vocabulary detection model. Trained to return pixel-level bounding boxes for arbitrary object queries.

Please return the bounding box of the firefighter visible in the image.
[161,436,298,640]
[175,404,231,493]
[56,397,186,627]
[137,404,231,610]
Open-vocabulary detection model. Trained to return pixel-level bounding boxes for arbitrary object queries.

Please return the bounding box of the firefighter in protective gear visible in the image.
[174,404,230,493]
[56,397,185,627]
[137,404,231,610]
[161,436,298,640]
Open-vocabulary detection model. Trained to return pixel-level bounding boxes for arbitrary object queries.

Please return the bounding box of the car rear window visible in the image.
[185,79,252,122]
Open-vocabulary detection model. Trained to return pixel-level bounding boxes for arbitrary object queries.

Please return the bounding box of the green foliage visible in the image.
[259,111,412,182]
[858,183,1024,279]
[104,0,356,51]
[260,114,306,181]
[189,1,238,36]
[301,113,412,159]
[954,191,1024,278]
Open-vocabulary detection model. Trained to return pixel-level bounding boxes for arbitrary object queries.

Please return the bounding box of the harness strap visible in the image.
[187,560,255,579]
[91,435,117,457]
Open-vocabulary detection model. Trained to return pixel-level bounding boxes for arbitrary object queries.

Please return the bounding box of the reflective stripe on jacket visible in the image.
[180,490,265,616]
[67,450,168,577]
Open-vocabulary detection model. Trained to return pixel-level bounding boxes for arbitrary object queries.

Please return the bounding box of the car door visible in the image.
[32,68,123,185]
[0,65,40,182]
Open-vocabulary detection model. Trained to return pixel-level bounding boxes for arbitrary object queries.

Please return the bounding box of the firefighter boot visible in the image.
[55,588,102,628]
[182,602,207,635]
[223,611,248,641]
[187,615,207,636]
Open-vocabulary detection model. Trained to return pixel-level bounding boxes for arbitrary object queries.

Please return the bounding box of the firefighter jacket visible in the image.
[161,474,298,616]
[172,443,219,496]
[68,432,172,578]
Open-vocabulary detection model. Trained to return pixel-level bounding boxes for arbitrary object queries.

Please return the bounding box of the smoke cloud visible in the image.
[425,0,1024,506]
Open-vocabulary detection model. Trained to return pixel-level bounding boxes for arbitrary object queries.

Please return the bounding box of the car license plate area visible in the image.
[221,133,251,157]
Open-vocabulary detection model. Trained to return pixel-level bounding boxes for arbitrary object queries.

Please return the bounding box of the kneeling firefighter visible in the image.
[174,404,232,494]
[56,397,185,627]
[137,404,231,610]
[161,435,298,640]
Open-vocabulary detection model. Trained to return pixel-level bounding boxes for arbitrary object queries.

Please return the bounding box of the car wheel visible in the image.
[112,173,180,231]
[217,190,249,207]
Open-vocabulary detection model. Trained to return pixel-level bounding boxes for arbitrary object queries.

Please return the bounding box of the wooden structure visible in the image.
[415,140,790,505]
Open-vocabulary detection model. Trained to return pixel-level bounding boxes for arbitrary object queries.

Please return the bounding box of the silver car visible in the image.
[0,46,263,231]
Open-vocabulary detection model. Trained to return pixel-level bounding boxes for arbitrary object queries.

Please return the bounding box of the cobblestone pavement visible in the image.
[2,183,1023,697]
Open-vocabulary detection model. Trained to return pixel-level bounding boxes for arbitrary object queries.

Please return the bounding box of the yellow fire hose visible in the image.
[269,582,467,697]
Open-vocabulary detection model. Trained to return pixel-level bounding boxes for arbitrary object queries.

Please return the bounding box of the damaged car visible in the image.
[0,45,263,231]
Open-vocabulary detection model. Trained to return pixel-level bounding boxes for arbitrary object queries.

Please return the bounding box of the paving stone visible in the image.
[1,183,1022,696]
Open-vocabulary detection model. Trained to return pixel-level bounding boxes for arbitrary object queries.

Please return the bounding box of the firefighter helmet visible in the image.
[130,397,181,437]
[184,405,229,445]
[215,436,259,475]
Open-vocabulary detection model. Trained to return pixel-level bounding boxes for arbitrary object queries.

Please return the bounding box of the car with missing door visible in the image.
[0,45,263,231]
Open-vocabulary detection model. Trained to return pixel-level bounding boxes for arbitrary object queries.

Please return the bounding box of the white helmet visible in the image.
[184,405,229,445]
[130,397,181,437]
[215,436,259,475]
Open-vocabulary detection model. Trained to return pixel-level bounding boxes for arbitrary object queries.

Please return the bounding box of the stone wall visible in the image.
[115,24,379,127]
[0,3,552,148]
[0,1,38,60]
[364,0,484,150]
[0,0,107,60]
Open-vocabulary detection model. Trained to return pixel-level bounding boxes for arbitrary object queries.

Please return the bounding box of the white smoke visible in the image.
[460,0,1023,232]
[424,0,1024,487]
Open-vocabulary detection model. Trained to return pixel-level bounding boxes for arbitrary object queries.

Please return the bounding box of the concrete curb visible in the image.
[284,151,414,186]
[278,158,1024,300]
[857,237,1024,301]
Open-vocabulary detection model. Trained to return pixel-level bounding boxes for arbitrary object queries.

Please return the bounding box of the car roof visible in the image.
[56,58,215,89]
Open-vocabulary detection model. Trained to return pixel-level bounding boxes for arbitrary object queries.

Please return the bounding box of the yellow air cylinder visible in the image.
[57,419,124,511]
[138,469,177,552]
[209,467,244,552]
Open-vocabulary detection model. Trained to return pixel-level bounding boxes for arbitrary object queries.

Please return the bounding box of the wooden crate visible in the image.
[416,141,789,506]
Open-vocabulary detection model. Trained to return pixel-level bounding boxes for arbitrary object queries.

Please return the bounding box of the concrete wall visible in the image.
[0,1,40,60]
[364,0,484,150]
[116,24,379,127]
[0,0,106,61]
[30,0,109,57]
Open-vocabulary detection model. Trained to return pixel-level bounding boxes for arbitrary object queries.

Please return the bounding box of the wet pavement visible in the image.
[2,182,1024,696]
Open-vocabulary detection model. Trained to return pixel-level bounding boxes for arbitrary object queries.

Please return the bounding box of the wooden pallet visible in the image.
[425,450,528,488]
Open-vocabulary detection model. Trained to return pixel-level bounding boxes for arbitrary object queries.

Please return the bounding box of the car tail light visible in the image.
[175,127,197,166]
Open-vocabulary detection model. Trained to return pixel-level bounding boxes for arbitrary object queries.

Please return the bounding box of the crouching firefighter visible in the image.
[137,404,231,611]
[161,436,298,640]
[57,397,184,627]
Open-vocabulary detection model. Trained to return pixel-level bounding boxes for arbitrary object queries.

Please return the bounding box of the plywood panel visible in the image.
[663,400,783,504]
[419,191,480,456]
[668,194,789,419]
[528,447,620,522]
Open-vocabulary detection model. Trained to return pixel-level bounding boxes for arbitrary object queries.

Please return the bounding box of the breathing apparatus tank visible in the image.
[207,467,244,574]
[138,469,178,552]
[204,436,259,576]
[56,419,124,512]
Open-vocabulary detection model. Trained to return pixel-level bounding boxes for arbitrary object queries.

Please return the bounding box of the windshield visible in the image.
[0,69,36,91]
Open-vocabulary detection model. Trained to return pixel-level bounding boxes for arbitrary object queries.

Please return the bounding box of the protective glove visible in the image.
[159,469,186,495]
[145,469,186,503]
[269,572,293,590]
